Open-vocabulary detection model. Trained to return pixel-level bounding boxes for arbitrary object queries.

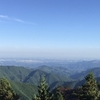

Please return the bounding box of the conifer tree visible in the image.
[55,89,64,100]
[0,78,19,100]
[52,86,64,100]
[78,71,100,100]
[33,76,53,100]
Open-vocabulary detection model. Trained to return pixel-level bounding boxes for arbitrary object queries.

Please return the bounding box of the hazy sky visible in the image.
[0,0,100,59]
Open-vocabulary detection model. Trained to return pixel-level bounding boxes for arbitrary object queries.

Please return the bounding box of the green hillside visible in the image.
[0,66,31,82]
[37,65,73,76]
[0,66,71,84]
[9,81,38,100]
[23,69,71,85]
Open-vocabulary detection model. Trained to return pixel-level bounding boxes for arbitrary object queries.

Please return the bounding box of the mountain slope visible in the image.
[0,66,31,82]
[37,65,73,76]
[9,80,38,100]
[70,67,100,80]
[23,69,71,85]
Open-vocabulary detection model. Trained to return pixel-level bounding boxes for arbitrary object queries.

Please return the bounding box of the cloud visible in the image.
[0,15,9,19]
[14,18,35,25]
[14,18,25,23]
[0,14,34,25]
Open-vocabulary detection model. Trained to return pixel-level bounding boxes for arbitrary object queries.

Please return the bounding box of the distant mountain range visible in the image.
[37,65,73,77]
[70,67,100,80]
[1,58,100,72]
[0,66,71,84]
[0,60,100,100]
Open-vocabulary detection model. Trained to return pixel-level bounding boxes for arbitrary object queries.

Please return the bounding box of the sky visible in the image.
[0,0,100,59]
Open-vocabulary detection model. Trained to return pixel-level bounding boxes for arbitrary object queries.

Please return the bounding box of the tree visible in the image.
[0,78,19,100]
[78,71,100,100]
[54,88,64,100]
[33,76,53,100]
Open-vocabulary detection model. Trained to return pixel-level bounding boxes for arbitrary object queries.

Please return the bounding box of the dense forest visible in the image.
[0,66,100,100]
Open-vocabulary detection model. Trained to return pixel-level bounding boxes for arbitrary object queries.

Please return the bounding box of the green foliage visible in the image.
[53,88,64,100]
[0,78,19,100]
[78,71,100,100]
[34,76,54,100]
[56,92,63,100]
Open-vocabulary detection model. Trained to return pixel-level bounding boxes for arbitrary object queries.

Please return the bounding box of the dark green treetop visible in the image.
[78,71,100,100]
[53,88,64,100]
[33,76,53,100]
[0,78,19,100]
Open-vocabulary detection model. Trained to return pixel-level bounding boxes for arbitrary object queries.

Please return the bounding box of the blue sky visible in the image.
[0,0,100,59]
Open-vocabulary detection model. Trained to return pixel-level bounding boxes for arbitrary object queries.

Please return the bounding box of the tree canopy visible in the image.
[78,71,100,100]
[0,78,19,100]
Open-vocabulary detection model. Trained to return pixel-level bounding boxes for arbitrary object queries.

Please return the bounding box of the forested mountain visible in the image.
[1,65,100,100]
[0,66,71,85]
[0,65,73,100]
[37,65,73,77]
[9,81,38,100]
[70,67,100,80]
[0,66,31,82]
[23,69,72,85]
[71,60,100,72]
